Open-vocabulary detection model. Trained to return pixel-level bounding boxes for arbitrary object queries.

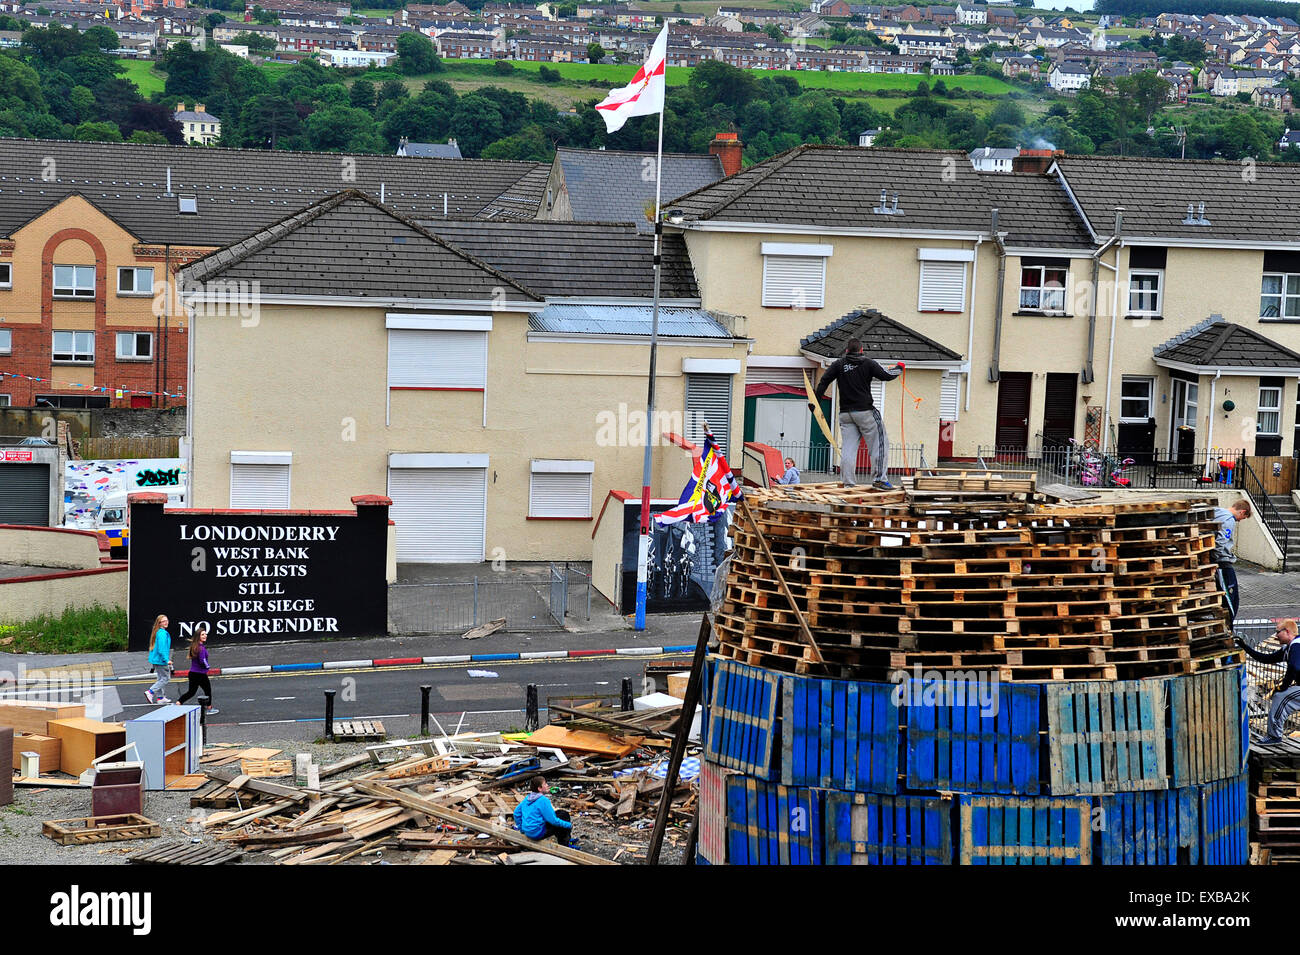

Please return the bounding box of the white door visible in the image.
[387,467,486,563]
[753,397,812,469]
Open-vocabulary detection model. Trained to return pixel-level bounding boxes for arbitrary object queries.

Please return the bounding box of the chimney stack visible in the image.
[195,103,205,113]
[176,102,185,112]
[1011,148,1065,174]
[709,131,743,177]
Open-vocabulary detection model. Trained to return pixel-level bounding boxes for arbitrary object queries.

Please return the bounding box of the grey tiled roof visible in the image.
[181,190,541,302]
[399,141,463,159]
[555,147,724,232]
[1054,154,1300,242]
[800,308,965,362]
[528,304,732,338]
[0,138,546,246]
[418,220,698,299]
[984,171,1095,249]
[672,145,1093,248]
[1153,314,1300,369]
[474,163,551,221]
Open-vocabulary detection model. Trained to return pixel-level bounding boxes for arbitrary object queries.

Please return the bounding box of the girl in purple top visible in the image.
[177,625,218,715]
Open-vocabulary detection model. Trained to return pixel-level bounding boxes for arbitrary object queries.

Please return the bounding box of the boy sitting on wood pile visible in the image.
[514,775,574,847]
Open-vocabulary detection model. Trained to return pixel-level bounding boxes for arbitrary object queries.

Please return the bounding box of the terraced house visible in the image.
[664,146,1300,485]
[0,138,550,409]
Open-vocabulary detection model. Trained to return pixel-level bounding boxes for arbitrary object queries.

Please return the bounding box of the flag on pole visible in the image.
[656,432,742,526]
[595,23,668,134]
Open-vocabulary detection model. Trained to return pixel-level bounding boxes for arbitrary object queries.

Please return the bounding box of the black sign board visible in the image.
[127,497,389,651]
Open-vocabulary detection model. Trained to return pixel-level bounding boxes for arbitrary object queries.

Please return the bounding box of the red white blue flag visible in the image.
[655,432,742,525]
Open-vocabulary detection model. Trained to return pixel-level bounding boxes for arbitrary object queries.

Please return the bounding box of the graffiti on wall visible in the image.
[64,458,187,525]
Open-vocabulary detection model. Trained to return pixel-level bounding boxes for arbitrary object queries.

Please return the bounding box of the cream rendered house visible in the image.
[173,103,222,145]
[668,145,1300,475]
[180,191,747,563]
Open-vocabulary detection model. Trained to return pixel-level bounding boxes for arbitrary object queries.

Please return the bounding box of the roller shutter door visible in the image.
[686,373,732,452]
[388,467,486,562]
[0,464,49,525]
[230,464,291,509]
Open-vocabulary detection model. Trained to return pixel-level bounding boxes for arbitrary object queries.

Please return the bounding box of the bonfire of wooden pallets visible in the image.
[715,477,1239,682]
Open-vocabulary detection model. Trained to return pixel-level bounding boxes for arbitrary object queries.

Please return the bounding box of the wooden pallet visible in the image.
[129,841,244,865]
[42,814,161,846]
[240,758,293,778]
[333,720,386,741]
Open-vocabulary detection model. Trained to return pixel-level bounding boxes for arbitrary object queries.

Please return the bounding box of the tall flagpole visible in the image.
[635,29,667,632]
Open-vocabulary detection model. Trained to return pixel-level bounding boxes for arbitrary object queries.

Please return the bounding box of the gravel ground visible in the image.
[3,731,692,866]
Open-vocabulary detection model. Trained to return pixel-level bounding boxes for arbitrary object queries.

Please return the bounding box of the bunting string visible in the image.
[0,371,184,399]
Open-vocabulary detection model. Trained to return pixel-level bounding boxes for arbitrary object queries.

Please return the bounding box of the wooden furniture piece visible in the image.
[47,718,127,776]
[91,766,145,817]
[125,705,200,790]
[0,728,12,807]
[0,701,84,736]
[11,734,60,774]
[43,814,160,846]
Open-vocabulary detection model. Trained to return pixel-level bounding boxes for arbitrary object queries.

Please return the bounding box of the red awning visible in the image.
[745,383,805,398]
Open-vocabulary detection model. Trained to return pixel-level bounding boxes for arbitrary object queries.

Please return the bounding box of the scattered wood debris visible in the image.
[179,708,700,865]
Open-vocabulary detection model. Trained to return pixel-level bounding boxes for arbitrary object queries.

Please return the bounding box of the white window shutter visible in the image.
[919,260,967,312]
[529,472,593,518]
[230,464,291,509]
[762,255,826,308]
[940,372,960,420]
[686,374,732,451]
[872,378,885,409]
[388,329,487,388]
[746,366,809,388]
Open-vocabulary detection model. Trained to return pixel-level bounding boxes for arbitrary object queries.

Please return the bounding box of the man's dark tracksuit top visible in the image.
[1240,639,1300,692]
[814,354,899,413]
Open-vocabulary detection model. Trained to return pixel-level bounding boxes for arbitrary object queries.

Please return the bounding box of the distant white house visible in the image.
[955,3,986,25]
[1049,63,1091,92]
[859,127,884,146]
[320,49,398,68]
[173,102,221,145]
[1280,129,1300,149]
[968,146,1019,172]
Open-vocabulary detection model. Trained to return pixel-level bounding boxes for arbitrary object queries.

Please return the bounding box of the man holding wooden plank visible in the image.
[812,339,903,489]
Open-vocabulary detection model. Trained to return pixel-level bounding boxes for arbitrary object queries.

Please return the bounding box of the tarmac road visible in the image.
[108,653,680,740]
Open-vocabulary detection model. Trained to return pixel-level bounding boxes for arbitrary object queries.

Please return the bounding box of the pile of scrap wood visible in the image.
[188,723,700,865]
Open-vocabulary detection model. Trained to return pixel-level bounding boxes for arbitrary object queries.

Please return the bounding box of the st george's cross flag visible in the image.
[595,23,669,134]
[655,432,743,526]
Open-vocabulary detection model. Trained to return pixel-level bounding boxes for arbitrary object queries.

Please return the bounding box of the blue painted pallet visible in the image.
[958,795,1092,865]
[705,658,780,778]
[724,775,823,865]
[780,674,898,793]
[1169,667,1243,787]
[906,679,1040,795]
[1046,680,1166,794]
[1097,788,1199,865]
[1239,665,1250,775]
[1199,773,1249,866]
[826,791,952,865]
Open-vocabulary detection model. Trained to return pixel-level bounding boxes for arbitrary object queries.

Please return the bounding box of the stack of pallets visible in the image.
[1251,757,1300,864]
[716,480,1237,682]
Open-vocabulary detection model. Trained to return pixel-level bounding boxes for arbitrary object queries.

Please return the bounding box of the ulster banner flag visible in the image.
[595,23,669,134]
[655,432,742,526]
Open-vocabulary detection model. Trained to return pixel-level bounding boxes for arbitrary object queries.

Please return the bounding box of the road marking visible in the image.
[104,653,681,686]
[273,697,296,701]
